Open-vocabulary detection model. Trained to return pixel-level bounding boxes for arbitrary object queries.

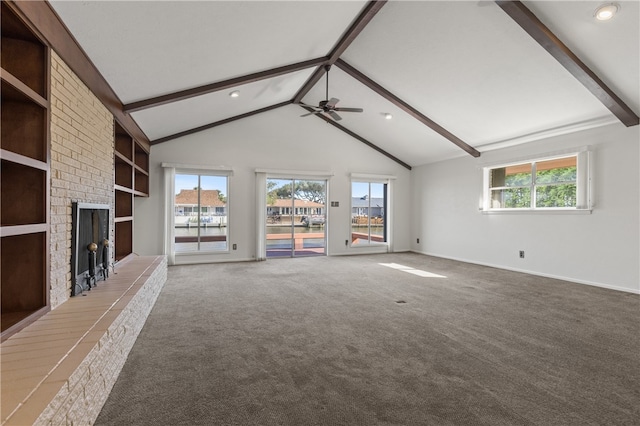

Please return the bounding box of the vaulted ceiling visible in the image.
[49,0,639,168]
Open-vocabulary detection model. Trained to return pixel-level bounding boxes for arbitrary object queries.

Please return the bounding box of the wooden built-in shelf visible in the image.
[135,168,149,194]
[114,220,133,261]
[1,2,50,340]
[114,120,149,260]
[1,4,46,98]
[115,155,133,188]
[1,81,47,162]
[1,148,48,170]
[1,160,47,226]
[134,143,149,170]
[115,189,133,217]
[0,223,48,238]
[115,133,133,162]
[1,68,48,108]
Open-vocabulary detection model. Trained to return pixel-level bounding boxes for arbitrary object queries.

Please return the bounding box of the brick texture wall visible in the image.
[36,257,168,426]
[49,51,115,308]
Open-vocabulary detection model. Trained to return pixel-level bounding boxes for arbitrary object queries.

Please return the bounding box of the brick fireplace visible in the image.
[49,51,116,308]
[0,42,166,425]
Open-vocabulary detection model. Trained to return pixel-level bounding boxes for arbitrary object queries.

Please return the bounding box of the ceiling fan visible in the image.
[299,65,363,121]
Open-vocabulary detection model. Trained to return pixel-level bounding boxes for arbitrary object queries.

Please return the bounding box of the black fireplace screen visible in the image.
[71,202,110,296]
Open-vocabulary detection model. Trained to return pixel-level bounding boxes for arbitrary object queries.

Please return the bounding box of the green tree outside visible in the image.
[493,166,577,208]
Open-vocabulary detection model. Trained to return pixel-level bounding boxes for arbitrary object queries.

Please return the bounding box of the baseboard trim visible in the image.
[411,250,639,294]
[173,257,256,266]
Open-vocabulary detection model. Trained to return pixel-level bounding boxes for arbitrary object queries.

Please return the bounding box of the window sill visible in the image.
[175,250,230,256]
[481,208,592,215]
[351,242,389,248]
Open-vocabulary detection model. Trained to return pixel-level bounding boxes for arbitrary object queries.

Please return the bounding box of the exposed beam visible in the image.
[124,57,327,113]
[300,106,411,170]
[326,0,387,64]
[293,0,387,104]
[151,101,292,145]
[335,59,481,158]
[496,0,639,127]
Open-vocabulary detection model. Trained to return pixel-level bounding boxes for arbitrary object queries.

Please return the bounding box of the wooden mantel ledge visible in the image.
[1,255,167,426]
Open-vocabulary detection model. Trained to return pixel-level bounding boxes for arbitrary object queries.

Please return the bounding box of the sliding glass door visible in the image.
[175,173,228,253]
[266,178,326,258]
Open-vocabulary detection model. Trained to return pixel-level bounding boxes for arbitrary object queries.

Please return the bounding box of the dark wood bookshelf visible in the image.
[1,2,50,340]
[114,122,149,261]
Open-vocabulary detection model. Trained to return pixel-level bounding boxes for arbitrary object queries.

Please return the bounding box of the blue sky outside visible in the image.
[175,174,227,195]
[175,175,383,199]
[352,182,384,199]
[267,179,382,199]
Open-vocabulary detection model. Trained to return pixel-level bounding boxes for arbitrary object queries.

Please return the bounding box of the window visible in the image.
[351,181,388,245]
[174,173,228,252]
[483,151,591,211]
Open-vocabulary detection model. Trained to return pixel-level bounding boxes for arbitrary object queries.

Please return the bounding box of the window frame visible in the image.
[481,149,592,214]
[350,178,390,247]
[162,163,233,264]
[173,172,230,254]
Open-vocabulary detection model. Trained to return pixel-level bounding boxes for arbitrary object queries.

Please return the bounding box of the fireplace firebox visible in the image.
[71,202,110,296]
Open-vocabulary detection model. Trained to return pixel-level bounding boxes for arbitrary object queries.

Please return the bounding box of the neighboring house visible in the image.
[351,196,384,218]
[267,198,324,216]
[175,189,226,218]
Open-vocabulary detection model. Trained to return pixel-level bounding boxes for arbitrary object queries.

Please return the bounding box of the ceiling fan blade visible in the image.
[334,107,363,113]
[326,97,340,108]
[298,102,318,109]
[301,110,325,117]
[328,111,342,121]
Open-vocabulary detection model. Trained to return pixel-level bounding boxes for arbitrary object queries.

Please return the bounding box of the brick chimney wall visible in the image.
[49,51,115,308]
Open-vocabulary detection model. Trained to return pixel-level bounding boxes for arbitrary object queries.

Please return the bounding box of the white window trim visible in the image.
[480,148,593,214]
[255,168,333,179]
[350,172,396,182]
[163,164,232,263]
[162,162,234,176]
[350,177,391,248]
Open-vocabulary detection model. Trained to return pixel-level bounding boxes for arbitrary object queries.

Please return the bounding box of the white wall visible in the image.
[134,104,411,262]
[411,123,640,293]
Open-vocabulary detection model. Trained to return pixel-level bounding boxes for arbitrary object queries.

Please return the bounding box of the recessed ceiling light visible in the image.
[229,90,240,98]
[384,113,393,120]
[594,3,619,20]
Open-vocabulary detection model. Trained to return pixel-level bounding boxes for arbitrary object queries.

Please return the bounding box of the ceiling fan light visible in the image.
[229,90,240,98]
[594,3,619,20]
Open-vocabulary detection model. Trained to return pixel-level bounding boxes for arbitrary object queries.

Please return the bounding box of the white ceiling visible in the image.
[49,0,639,167]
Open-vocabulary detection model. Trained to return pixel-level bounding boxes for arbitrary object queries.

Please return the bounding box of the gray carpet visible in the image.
[95,253,640,425]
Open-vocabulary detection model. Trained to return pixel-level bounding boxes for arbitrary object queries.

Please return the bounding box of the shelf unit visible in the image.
[1,3,51,339]
[114,122,149,261]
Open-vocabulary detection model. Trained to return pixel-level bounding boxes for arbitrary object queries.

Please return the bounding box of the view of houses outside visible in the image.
[351,182,386,245]
[174,188,227,224]
[173,175,388,254]
[266,179,326,256]
[174,174,228,252]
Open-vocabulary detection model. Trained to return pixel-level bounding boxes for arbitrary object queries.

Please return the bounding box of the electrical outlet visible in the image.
[345,239,348,246]
[519,250,525,258]
[233,244,237,250]
[417,238,420,244]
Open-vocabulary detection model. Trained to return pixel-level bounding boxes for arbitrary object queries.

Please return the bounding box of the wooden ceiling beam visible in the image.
[496,0,639,127]
[151,101,292,145]
[293,0,387,104]
[124,57,327,113]
[153,1,391,151]
[335,59,481,158]
[300,106,411,170]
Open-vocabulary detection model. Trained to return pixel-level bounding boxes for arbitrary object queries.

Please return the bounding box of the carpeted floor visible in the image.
[95,253,640,425]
